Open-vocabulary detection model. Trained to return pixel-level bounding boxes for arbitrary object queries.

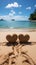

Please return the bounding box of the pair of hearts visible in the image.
[6,34,17,42]
[19,34,30,42]
[6,34,30,42]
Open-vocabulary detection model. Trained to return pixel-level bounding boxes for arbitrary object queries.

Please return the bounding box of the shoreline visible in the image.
[29,20,36,22]
[0,28,36,32]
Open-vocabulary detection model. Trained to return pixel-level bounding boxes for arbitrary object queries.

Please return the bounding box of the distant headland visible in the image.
[0,19,5,21]
[29,9,36,21]
[11,19,15,21]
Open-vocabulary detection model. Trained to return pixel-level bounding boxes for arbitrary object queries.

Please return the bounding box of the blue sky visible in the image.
[0,0,36,20]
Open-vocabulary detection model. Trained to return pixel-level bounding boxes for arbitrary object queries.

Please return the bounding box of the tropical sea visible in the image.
[0,20,36,29]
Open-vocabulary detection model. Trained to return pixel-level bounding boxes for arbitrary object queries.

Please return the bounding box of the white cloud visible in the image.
[0,15,28,21]
[9,10,16,16]
[25,16,28,18]
[26,7,31,10]
[11,10,15,14]
[34,4,36,7]
[0,10,28,21]
[0,10,16,20]
[19,5,22,7]
[13,15,28,21]
[5,2,22,8]
[19,12,22,14]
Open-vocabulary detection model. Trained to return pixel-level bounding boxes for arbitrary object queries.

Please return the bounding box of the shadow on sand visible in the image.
[6,42,18,46]
[5,41,33,46]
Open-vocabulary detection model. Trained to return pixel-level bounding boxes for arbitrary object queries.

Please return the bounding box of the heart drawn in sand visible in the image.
[19,34,30,42]
[6,34,17,42]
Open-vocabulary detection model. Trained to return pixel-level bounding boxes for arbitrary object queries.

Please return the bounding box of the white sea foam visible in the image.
[9,27,14,29]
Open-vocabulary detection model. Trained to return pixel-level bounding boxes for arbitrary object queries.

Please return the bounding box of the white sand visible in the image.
[0,29,36,42]
[0,29,36,65]
[0,45,36,65]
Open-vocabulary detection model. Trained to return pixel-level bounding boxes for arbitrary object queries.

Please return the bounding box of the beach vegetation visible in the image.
[29,9,36,20]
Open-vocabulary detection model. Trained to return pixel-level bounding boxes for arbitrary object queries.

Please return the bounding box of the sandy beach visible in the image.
[0,45,36,65]
[0,28,36,43]
[0,0,36,64]
[0,28,36,65]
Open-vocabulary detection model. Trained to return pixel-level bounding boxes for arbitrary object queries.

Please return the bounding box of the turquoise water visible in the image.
[0,20,36,29]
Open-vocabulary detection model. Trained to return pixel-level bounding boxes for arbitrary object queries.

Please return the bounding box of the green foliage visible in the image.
[29,9,36,20]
